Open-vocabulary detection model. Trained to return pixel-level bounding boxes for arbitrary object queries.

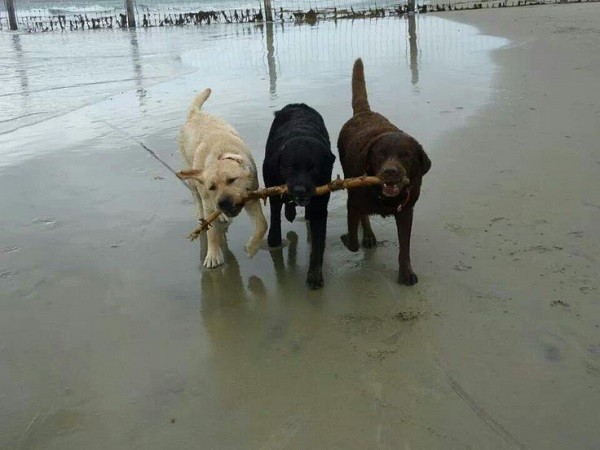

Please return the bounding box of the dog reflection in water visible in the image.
[199,234,266,307]
[199,230,299,307]
[199,232,299,409]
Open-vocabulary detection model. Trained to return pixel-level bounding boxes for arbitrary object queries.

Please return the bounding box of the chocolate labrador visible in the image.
[337,59,431,285]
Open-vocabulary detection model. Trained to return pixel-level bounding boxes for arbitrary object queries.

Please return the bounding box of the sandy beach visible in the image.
[1,4,599,449]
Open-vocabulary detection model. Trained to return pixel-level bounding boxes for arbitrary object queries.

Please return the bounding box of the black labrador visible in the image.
[263,104,335,289]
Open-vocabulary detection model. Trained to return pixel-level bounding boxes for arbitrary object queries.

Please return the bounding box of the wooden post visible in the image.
[6,0,18,30]
[407,0,416,13]
[125,0,136,28]
[263,0,273,22]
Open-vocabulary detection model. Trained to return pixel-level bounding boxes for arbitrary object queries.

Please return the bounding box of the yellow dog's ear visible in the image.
[219,153,245,163]
[219,153,252,173]
[177,169,203,182]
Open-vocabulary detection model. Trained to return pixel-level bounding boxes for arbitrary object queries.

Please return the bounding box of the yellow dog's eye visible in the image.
[227,177,237,185]
[209,184,216,191]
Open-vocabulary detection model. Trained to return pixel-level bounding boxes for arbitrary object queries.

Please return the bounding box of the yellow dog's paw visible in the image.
[203,249,225,268]
[244,239,261,258]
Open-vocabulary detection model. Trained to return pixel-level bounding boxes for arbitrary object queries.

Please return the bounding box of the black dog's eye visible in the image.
[227,177,237,185]
[209,184,216,191]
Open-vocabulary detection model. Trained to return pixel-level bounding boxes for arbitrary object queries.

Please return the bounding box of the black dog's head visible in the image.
[279,137,334,206]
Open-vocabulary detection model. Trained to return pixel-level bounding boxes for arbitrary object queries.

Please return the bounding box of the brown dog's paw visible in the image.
[398,269,418,286]
[362,234,377,249]
[341,234,359,252]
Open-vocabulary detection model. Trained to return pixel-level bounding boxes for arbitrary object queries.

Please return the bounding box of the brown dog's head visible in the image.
[366,133,430,197]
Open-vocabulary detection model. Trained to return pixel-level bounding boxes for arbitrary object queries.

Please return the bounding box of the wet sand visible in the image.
[1,5,599,449]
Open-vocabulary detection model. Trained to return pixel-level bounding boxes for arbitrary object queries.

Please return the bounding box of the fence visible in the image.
[1,0,597,32]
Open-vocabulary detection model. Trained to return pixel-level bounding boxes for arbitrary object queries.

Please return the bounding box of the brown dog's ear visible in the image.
[415,142,431,176]
[177,169,203,182]
[354,139,377,177]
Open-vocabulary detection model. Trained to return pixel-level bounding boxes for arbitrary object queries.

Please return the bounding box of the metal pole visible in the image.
[125,0,136,28]
[6,0,18,30]
[263,0,273,22]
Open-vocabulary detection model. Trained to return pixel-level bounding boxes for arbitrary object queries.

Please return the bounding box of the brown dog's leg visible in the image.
[361,215,377,248]
[341,202,361,252]
[395,207,418,285]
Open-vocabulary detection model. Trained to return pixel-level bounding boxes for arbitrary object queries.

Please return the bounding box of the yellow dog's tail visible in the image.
[351,58,370,115]
[187,88,212,119]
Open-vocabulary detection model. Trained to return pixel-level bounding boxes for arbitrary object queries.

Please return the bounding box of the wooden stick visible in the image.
[183,175,388,240]
[188,210,222,241]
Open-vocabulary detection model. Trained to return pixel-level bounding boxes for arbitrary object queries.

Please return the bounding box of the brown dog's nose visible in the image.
[382,167,399,177]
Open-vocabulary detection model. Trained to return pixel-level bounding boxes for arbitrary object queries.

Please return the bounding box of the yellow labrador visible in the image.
[179,88,267,268]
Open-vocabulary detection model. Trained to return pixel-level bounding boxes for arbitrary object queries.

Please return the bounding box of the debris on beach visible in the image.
[0,0,575,33]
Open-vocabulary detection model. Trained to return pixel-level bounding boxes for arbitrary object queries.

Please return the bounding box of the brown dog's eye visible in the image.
[227,177,237,185]
[209,184,216,191]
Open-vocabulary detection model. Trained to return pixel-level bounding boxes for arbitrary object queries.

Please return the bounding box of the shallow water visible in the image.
[0,16,517,449]
[0,16,505,142]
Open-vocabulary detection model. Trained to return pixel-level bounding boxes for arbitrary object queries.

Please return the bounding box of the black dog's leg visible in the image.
[395,207,418,285]
[341,196,360,252]
[306,195,328,289]
[267,195,283,248]
[284,201,296,222]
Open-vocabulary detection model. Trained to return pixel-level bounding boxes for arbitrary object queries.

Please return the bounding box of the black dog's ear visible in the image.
[276,147,290,176]
[326,150,336,165]
[415,142,431,176]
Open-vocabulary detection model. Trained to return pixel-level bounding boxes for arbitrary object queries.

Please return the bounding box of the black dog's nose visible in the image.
[291,185,307,195]
[218,198,233,211]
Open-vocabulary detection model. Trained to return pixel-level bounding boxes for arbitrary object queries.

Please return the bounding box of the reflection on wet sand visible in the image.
[128,29,146,109]
[196,226,441,446]
[11,34,29,93]
[408,14,419,85]
[199,237,268,410]
[200,237,267,308]
[265,22,277,97]
[268,231,299,283]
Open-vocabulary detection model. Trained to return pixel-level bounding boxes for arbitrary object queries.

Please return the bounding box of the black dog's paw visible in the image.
[398,268,418,286]
[306,271,324,290]
[362,234,377,249]
[285,203,296,223]
[267,232,282,249]
[341,234,359,252]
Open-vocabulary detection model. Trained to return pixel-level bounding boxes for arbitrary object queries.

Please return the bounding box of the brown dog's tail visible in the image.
[187,88,212,119]
[351,58,370,115]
